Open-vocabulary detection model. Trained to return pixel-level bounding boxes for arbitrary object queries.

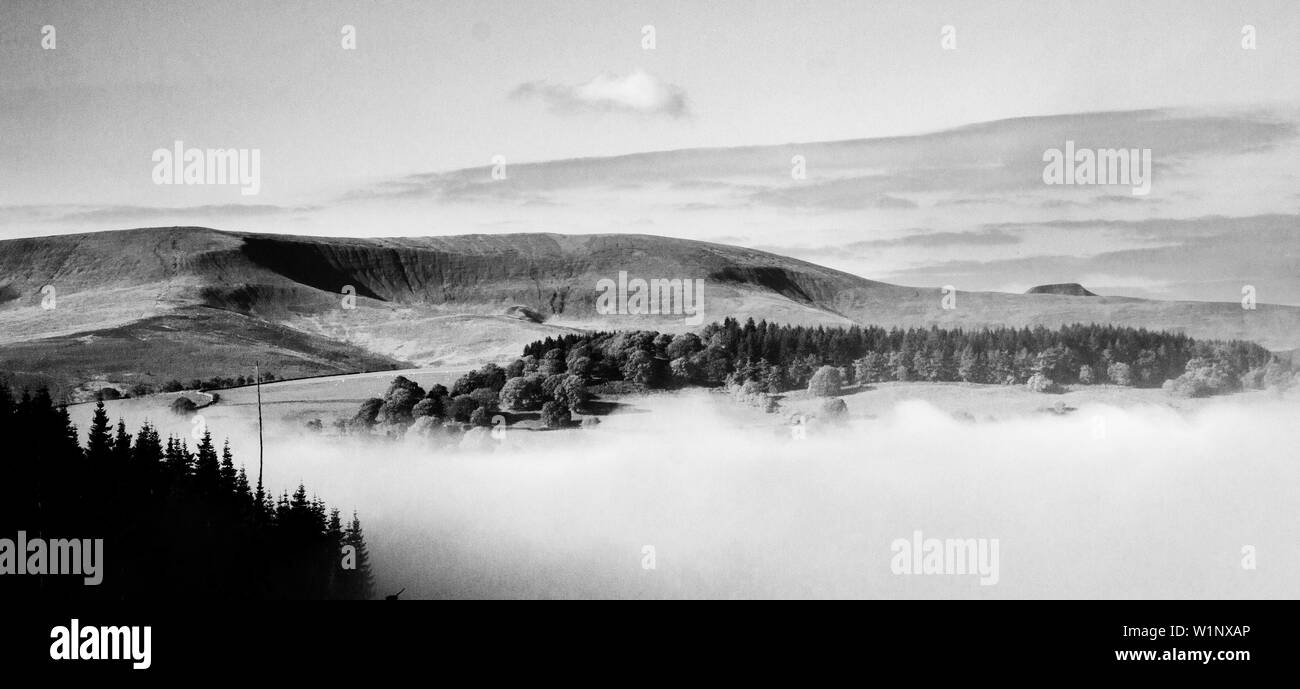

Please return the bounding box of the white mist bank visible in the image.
[255,390,1299,599]
[77,387,1300,598]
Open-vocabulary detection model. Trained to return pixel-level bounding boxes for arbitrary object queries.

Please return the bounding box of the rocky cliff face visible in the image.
[229,230,874,320]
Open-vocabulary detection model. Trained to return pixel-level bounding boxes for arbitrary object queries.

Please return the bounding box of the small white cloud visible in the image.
[512,70,689,118]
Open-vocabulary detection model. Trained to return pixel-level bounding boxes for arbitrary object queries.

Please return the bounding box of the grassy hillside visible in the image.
[0,307,405,401]
[2,226,1299,398]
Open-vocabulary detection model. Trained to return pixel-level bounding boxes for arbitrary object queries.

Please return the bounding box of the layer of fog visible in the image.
[81,389,1300,598]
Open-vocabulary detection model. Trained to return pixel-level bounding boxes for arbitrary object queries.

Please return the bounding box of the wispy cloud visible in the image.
[511,70,690,119]
[338,108,1299,211]
[0,203,315,227]
[853,229,1022,249]
[876,215,1300,304]
[759,228,1021,260]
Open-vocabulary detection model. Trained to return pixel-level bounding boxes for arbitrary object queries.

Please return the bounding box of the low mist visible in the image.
[260,390,1300,599]
[80,389,1300,598]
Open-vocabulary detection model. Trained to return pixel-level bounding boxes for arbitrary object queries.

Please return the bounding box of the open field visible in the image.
[69,366,473,443]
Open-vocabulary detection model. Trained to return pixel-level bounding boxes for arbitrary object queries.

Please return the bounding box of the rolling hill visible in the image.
[1026,283,1099,297]
[2,226,1297,400]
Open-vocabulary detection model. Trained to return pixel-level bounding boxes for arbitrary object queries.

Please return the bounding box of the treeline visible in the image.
[92,371,280,400]
[345,319,1288,439]
[0,383,374,600]
[160,372,277,393]
[155,371,278,395]
[520,319,1287,396]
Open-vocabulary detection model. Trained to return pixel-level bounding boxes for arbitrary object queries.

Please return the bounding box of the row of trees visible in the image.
[0,383,374,599]
[345,319,1288,437]
[157,371,278,394]
[90,371,281,400]
[521,319,1284,397]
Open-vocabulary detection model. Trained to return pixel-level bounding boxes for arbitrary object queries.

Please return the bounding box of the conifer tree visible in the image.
[219,440,237,494]
[235,465,252,500]
[194,430,220,496]
[0,382,15,525]
[0,380,12,432]
[111,419,133,466]
[51,397,84,464]
[132,422,164,497]
[343,512,376,600]
[85,401,113,463]
[2,395,368,600]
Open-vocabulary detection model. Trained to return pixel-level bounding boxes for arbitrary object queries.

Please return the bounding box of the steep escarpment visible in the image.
[0,227,901,324]
[3,226,1300,399]
[240,233,568,307]
[234,231,876,320]
[0,227,880,395]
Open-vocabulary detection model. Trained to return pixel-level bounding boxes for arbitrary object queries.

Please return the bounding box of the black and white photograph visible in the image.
[0,0,1295,674]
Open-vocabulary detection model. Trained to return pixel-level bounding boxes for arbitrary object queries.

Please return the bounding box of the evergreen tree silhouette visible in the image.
[194,430,220,498]
[132,422,164,498]
[85,401,113,463]
[234,465,252,501]
[0,384,373,600]
[0,380,16,527]
[111,419,133,466]
[326,508,345,594]
[219,440,237,494]
[343,512,376,600]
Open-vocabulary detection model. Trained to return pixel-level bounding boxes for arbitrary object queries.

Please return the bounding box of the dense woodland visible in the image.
[521,319,1285,396]
[0,383,374,600]
[345,319,1290,439]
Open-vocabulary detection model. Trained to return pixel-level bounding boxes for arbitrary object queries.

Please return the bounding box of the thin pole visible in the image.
[255,361,264,500]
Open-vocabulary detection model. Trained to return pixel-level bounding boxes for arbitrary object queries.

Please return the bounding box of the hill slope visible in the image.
[2,226,1297,398]
[1026,283,1099,297]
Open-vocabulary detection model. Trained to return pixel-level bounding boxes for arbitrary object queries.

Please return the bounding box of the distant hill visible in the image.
[2,226,1298,399]
[1026,283,1099,297]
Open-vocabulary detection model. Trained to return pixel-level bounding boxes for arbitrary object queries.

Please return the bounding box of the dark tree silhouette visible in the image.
[0,385,376,600]
[519,319,1280,396]
[341,512,376,600]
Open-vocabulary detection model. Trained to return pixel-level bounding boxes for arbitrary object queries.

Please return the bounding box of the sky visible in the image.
[2,0,1299,302]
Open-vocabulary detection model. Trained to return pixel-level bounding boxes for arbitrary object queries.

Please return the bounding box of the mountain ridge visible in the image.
[1026,283,1100,297]
[2,226,1297,398]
